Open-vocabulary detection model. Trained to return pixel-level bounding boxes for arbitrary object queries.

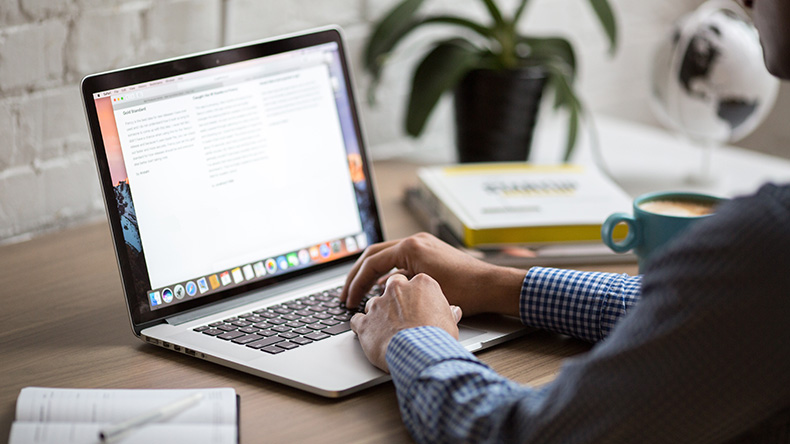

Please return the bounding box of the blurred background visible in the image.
[1,0,788,243]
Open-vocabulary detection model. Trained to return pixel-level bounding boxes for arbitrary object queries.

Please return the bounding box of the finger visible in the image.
[385,273,409,288]
[450,305,463,323]
[350,312,364,334]
[340,240,399,303]
[376,269,411,287]
[344,243,409,308]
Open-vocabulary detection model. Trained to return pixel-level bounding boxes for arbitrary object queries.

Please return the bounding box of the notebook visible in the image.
[80,27,532,398]
[9,387,238,444]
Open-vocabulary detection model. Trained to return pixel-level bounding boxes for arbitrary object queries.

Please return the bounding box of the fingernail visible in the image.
[451,306,462,322]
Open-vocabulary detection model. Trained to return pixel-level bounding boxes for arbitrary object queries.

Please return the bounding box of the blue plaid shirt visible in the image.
[386,184,790,443]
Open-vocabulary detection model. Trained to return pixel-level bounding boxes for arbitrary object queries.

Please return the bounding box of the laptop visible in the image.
[81,27,532,398]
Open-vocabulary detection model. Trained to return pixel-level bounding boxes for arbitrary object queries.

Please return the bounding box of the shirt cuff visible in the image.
[520,266,642,342]
[386,326,481,389]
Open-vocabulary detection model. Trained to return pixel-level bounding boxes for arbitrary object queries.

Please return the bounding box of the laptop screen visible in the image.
[82,29,382,327]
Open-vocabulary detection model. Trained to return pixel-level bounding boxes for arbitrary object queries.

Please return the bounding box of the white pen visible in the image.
[98,392,204,443]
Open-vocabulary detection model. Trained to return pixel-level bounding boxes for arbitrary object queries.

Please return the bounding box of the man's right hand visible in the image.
[340,233,525,317]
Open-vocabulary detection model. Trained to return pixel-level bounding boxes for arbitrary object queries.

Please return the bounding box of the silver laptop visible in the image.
[81,27,531,398]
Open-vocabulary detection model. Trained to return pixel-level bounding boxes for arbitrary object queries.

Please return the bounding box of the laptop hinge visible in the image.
[164,263,353,326]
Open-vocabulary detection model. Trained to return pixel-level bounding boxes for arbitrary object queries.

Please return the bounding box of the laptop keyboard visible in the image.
[192,285,380,355]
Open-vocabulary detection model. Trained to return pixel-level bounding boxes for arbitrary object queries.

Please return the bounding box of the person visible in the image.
[340,1,790,442]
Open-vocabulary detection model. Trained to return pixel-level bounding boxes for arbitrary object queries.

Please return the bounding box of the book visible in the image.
[404,187,636,267]
[9,387,239,444]
[416,163,632,248]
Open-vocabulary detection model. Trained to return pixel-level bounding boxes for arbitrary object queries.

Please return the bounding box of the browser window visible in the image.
[91,42,370,312]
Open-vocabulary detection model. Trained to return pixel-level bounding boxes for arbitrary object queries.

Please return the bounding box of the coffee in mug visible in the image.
[601,191,725,271]
[638,200,716,217]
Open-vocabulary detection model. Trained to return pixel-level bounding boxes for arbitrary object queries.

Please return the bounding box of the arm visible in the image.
[386,327,547,444]
[369,186,790,443]
[341,233,642,341]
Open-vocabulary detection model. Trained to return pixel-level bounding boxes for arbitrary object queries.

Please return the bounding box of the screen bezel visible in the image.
[81,28,383,333]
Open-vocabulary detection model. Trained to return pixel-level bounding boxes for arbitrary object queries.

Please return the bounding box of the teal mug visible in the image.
[601,191,725,271]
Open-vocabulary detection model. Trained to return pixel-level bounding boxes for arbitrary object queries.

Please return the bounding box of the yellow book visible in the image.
[416,163,631,248]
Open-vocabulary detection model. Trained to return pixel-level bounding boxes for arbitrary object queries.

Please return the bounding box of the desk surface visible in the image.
[0,159,636,443]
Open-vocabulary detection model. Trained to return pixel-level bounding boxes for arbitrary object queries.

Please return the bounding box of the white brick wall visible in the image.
[0,20,68,91]
[1,0,789,243]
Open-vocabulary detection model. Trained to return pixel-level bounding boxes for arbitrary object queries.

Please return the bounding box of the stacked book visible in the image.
[406,162,635,267]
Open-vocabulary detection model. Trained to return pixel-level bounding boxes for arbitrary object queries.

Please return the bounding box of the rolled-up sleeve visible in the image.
[520,267,642,342]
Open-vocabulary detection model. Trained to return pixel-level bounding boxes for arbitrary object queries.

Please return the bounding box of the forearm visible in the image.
[521,267,642,342]
[387,327,542,444]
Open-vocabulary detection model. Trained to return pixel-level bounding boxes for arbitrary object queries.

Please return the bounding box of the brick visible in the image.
[144,0,222,58]
[15,88,80,162]
[0,98,16,170]
[75,0,148,8]
[225,0,364,45]
[0,0,23,25]
[0,201,10,239]
[65,136,92,156]
[20,0,72,20]
[68,6,144,76]
[0,166,45,237]
[0,20,69,91]
[40,152,102,221]
[14,92,44,163]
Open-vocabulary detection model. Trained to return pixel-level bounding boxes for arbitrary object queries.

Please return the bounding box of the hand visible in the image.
[350,273,463,372]
[341,233,525,317]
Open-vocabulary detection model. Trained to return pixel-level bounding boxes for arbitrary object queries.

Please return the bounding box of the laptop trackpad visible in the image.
[458,325,487,342]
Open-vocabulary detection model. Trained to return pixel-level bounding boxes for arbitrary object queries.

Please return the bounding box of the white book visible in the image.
[417,163,632,247]
[9,387,238,444]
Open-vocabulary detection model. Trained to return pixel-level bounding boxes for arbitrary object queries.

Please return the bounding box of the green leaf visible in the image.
[521,36,576,82]
[422,15,493,39]
[512,0,531,24]
[542,61,583,161]
[564,103,580,162]
[364,0,425,75]
[481,0,506,27]
[364,9,490,104]
[587,0,617,53]
[405,40,481,136]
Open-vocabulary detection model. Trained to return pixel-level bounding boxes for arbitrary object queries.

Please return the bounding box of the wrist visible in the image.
[475,264,525,317]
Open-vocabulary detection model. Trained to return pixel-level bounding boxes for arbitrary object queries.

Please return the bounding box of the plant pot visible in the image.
[453,67,547,163]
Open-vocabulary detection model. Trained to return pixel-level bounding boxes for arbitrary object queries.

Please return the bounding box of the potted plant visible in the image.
[364,0,617,162]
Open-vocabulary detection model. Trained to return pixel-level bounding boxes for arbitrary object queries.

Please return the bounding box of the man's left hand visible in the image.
[350,273,463,372]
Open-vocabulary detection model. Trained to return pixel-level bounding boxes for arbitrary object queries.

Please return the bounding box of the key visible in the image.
[323,322,351,336]
[304,332,330,341]
[290,337,313,345]
[261,346,285,354]
[276,342,299,350]
[246,336,284,349]
[217,330,246,340]
[231,334,261,345]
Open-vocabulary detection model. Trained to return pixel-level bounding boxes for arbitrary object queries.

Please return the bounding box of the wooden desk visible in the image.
[0,159,637,443]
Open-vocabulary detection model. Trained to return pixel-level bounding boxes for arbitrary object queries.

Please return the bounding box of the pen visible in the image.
[98,392,204,443]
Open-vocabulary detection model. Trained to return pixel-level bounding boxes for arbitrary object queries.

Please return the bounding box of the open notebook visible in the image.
[9,387,238,444]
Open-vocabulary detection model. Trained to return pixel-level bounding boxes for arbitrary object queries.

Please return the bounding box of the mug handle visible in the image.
[601,213,640,253]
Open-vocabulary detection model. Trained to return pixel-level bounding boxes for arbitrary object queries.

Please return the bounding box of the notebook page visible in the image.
[8,422,237,444]
[15,387,236,425]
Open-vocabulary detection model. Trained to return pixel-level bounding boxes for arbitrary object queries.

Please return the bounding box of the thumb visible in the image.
[450,305,463,323]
